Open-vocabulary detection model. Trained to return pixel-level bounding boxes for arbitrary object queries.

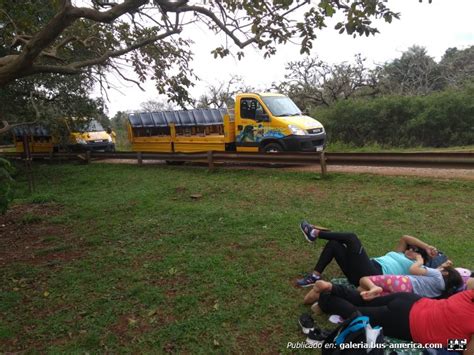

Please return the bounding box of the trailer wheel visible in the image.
[263,143,283,153]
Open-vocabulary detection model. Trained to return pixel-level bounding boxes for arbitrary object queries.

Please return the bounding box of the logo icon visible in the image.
[447,339,467,351]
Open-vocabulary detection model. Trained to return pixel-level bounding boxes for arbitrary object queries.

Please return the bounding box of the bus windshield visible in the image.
[72,120,104,133]
[261,96,302,117]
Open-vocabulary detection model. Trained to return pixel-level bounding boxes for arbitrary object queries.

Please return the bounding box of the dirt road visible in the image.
[96,158,474,181]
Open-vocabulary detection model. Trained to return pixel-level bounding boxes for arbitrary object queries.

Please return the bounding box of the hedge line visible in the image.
[313,87,474,147]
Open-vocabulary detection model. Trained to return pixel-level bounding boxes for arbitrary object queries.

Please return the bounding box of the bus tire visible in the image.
[262,143,283,153]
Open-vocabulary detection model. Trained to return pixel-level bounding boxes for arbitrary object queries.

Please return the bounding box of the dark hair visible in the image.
[407,245,429,264]
[441,266,463,298]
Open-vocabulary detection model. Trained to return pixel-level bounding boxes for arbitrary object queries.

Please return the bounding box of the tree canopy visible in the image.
[277,44,474,111]
[196,75,255,109]
[0,71,106,133]
[278,54,378,110]
[0,0,402,102]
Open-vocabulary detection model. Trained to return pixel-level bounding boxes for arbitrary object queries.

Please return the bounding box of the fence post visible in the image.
[320,151,327,178]
[85,150,91,164]
[22,135,35,193]
[207,151,214,171]
[137,152,143,165]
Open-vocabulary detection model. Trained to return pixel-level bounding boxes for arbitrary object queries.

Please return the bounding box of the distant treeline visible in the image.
[278,45,474,148]
[313,86,474,147]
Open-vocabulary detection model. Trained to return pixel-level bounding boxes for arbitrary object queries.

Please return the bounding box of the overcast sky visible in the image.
[101,0,474,116]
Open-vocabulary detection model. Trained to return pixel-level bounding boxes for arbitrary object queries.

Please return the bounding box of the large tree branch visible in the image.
[69,0,147,23]
[0,120,37,135]
[26,28,181,77]
[0,0,149,86]
[175,5,258,49]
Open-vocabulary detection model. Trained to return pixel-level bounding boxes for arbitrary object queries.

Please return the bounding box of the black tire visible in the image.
[262,143,283,153]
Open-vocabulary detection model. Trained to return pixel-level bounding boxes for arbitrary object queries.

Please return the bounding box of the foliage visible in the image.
[196,75,255,109]
[0,0,403,107]
[372,45,474,96]
[2,163,472,352]
[314,86,474,147]
[439,46,474,88]
[0,157,14,214]
[0,72,106,130]
[110,110,131,150]
[139,99,175,112]
[278,45,474,115]
[278,54,378,111]
[377,45,445,95]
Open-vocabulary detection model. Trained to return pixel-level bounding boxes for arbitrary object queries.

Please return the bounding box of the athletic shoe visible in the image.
[296,273,321,288]
[306,328,328,346]
[300,220,317,242]
[298,313,315,335]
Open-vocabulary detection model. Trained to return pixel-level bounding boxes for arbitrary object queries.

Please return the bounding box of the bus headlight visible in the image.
[288,125,307,136]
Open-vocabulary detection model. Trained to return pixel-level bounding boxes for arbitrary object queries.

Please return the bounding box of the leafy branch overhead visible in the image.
[1,0,402,92]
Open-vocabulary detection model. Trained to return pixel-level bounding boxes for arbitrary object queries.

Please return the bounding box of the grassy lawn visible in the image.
[1,162,473,353]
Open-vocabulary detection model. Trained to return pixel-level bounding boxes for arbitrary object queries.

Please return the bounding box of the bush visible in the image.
[313,86,474,148]
[0,158,14,214]
[28,193,56,204]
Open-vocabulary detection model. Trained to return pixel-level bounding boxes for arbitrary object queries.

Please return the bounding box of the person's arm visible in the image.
[466,278,474,290]
[395,235,438,257]
[464,335,474,355]
[409,254,427,276]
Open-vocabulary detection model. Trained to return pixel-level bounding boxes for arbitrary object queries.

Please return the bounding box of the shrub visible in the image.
[314,86,474,148]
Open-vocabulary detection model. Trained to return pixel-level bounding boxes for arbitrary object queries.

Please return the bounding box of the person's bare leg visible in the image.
[304,287,319,304]
[311,302,323,315]
[304,280,333,304]
[359,276,382,301]
[360,286,383,301]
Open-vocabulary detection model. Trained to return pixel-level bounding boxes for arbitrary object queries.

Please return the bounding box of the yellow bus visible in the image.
[13,119,115,153]
[128,93,326,153]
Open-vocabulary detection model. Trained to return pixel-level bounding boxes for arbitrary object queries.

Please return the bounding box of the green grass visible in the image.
[19,212,43,224]
[1,162,473,353]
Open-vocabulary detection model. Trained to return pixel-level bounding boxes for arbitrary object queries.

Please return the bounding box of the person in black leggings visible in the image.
[317,286,474,351]
[318,284,421,341]
[314,231,383,285]
[297,221,439,287]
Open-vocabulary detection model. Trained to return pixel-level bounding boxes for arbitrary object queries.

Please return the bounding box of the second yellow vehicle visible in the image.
[13,119,115,153]
[128,93,326,153]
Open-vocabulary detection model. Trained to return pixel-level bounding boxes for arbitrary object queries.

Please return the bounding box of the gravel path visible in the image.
[284,164,474,181]
[96,158,474,181]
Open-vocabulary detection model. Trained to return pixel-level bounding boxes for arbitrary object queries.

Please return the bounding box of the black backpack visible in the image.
[322,312,385,355]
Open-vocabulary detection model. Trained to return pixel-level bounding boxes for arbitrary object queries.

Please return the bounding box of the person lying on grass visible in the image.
[297,220,442,288]
[302,256,462,305]
[358,255,462,300]
[457,267,474,291]
[315,284,474,354]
